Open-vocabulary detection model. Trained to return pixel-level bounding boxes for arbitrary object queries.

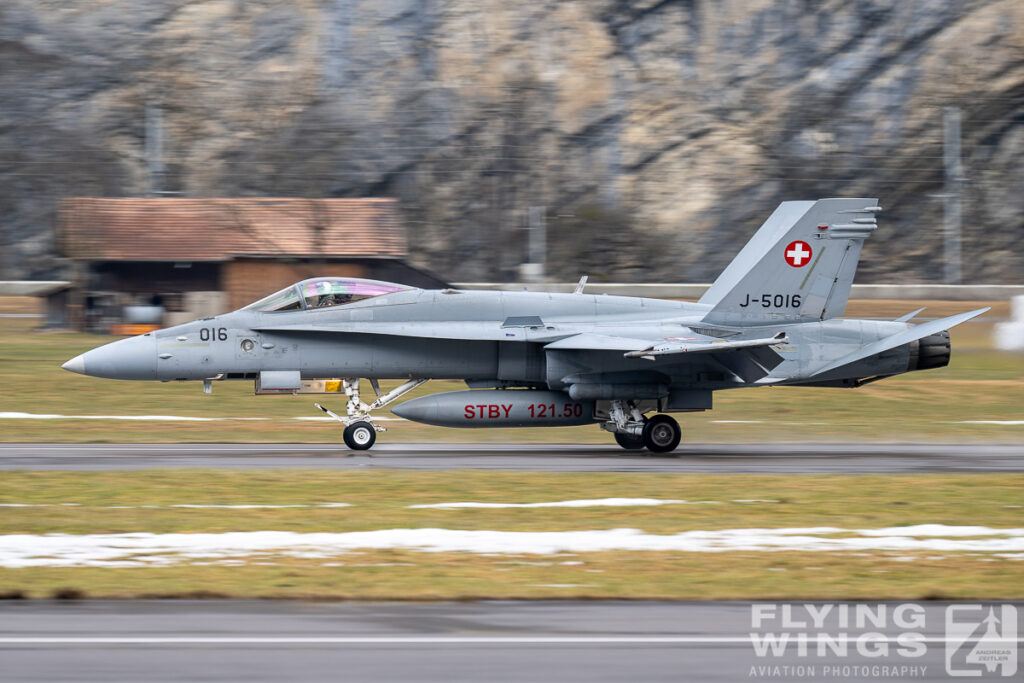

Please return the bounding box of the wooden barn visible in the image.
[58,197,446,332]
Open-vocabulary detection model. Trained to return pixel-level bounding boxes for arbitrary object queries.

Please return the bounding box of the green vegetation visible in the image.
[2,470,1022,534]
[0,471,1021,600]
[1,302,1020,601]
[1,304,1022,443]
[3,553,1019,601]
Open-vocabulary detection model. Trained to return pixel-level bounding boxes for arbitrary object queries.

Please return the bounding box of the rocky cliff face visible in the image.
[2,0,1022,284]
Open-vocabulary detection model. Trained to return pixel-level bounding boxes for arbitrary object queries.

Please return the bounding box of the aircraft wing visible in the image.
[542,333,657,352]
[622,332,788,360]
[809,308,989,377]
[545,331,788,382]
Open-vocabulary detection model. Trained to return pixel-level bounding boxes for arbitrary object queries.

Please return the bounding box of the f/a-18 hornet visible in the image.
[62,198,986,452]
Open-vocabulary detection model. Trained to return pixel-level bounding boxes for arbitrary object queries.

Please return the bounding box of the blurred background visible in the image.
[1,0,1022,291]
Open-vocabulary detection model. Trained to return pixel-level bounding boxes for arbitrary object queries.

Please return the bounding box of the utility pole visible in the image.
[145,101,165,197]
[519,205,546,283]
[943,106,963,284]
[602,65,624,207]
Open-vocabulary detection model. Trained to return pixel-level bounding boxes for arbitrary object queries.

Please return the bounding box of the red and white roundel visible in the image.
[784,240,812,267]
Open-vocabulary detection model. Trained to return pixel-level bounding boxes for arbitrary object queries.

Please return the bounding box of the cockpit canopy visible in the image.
[243,277,413,312]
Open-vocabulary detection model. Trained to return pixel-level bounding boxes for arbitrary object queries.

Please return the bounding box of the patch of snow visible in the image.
[0,525,1023,568]
[855,524,1019,537]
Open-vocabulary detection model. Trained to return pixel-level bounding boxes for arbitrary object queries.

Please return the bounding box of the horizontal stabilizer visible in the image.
[810,308,989,377]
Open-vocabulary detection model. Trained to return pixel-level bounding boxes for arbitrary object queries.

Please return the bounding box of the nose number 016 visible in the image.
[199,327,228,342]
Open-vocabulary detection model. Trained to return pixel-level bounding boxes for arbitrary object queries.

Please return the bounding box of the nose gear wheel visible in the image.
[343,421,376,450]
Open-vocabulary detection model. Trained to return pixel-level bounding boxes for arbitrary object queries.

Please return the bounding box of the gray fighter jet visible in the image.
[62,198,986,452]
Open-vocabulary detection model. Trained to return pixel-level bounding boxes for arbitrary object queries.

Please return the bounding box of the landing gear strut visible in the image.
[316,378,427,451]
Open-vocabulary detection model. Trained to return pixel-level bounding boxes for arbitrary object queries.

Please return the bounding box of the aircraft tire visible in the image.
[614,432,646,450]
[343,421,377,450]
[642,414,681,453]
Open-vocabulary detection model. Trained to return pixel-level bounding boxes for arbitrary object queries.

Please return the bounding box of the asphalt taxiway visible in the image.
[1,600,1019,682]
[0,442,1021,472]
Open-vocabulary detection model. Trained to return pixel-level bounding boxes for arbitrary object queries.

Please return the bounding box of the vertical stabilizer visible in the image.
[699,198,880,325]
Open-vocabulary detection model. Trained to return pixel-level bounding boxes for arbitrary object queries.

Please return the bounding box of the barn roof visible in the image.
[59,197,406,261]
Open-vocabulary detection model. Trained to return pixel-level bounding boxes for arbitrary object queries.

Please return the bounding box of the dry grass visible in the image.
[0,297,39,315]
[0,301,1021,443]
[0,471,1021,599]
[1,552,1021,601]
[2,470,1022,534]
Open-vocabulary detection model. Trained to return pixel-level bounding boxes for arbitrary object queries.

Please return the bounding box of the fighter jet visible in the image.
[62,198,987,452]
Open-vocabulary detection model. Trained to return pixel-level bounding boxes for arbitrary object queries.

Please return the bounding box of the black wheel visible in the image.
[641,414,681,453]
[343,421,376,450]
[614,432,645,450]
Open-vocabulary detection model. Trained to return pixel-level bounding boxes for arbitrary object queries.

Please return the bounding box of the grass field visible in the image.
[0,471,1021,600]
[0,300,1022,443]
[0,298,1021,601]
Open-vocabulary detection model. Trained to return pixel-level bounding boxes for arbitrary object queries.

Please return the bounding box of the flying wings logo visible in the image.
[946,605,1017,677]
[749,602,1020,679]
[784,241,812,267]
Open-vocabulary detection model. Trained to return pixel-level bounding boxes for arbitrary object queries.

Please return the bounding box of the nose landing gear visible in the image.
[315,378,427,451]
[342,421,377,450]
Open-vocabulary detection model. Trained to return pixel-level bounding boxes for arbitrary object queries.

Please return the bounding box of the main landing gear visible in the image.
[641,414,682,453]
[316,378,427,451]
[604,400,682,453]
[613,431,645,451]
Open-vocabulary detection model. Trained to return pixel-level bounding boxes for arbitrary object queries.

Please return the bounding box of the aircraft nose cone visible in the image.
[61,334,158,380]
[61,354,86,375]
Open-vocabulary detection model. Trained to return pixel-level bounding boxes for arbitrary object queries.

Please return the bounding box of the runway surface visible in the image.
[1,600,1019,682]
[0,442,1022,472]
